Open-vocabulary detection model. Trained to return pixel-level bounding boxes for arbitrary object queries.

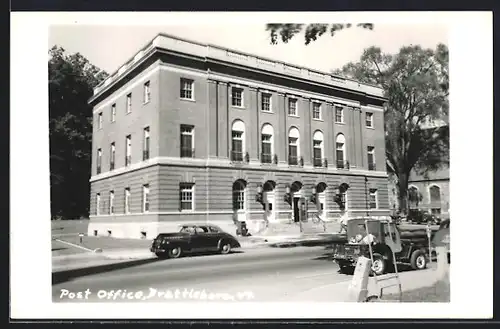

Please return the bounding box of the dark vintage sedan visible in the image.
[150,223,241,259]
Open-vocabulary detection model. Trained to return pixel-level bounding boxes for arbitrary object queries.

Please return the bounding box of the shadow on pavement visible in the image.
[51,247,67,252]
[179,250,244,258]
[52,258,162,285]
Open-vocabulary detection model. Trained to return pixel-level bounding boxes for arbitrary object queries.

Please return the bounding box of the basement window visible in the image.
[141,231,147,239]
[93,230,98,236]
[107,230,112,237]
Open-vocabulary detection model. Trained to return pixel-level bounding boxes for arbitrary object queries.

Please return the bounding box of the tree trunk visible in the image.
[397,172,410,215]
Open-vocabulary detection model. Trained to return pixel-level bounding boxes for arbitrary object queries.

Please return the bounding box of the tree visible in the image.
[332,45,449,214]
[49,46,108,219]
[265,24,374,45]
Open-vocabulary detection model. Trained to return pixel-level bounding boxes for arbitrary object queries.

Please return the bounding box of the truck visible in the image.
[332,218,433,275]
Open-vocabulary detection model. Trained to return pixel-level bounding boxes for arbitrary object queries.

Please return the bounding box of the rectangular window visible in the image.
[335,106,344,123]
[180,125,194,158]
[261,134,272,163]
[143,127,150,160]
[180,78,194,100]
[262,93,271,112]
[288,98,297,116]
[110,142,115,170]
[369,189,378,209]
[109,191,115,214]
[231,87,243,107]
[142,184,150,213]
[312,102,321,120]
[143,81,151,104]
[111,104,116,122]
[125,188,131,214]
[125,135,131,166]
[96,193,101,215]
[288,137,298,165]
[367,146,375,171]
[126,93,132,113]
[231,131,243,161]
[97,112,103,129]
[180,183,194,211]
[366,112,373,127]
[97,148,102,174]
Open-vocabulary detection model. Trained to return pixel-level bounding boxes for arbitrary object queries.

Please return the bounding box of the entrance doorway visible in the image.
[262,180,276,222]
[293,197,300,222]
[290,181,303,222]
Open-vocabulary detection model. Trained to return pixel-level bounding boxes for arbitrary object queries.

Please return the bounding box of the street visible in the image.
[53,246,352,302]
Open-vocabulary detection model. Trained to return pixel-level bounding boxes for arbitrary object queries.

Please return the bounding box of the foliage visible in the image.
[331,44,449,213]
[49,46,108,219]
[265,23,374,45]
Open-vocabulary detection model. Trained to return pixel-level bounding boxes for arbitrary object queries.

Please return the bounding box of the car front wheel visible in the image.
[168,246,182,258]
[371,253,386,276]
[410,250,427,270]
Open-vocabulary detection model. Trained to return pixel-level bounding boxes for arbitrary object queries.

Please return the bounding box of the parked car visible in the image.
[150,223,241,259]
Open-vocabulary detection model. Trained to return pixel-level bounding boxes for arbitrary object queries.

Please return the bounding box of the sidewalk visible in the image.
[287,264,442,302]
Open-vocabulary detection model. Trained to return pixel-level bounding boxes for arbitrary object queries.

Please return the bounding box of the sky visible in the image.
[48,23,448,76]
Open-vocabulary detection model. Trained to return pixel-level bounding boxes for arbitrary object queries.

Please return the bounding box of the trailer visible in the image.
[332,218,433,275]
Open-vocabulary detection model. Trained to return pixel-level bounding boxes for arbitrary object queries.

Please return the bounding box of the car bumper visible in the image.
[150,247,166,253]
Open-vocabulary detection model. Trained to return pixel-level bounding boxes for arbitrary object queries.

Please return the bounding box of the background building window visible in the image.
[313,130,324,167]
[288,127,300,165]
[429,185,441,203]
[125,188,131,214]
[143,81,151,103]
[312,102,321,120]
[335,106,344,123]
[180,125,194,158]
[143,127,150,160]
[369,189,378,209]
[180,78,194,100]
[231,87,243,107]
[288,98,297,116]
[125,135,132,166]
[366,112,373,127]
[126,93,132,113]
[180,183,194,211]
[97,148,102,174]
[109,191,114,214]
[142,184,150,213]
[262,93,271,112]
[367,146,376,171]
[110,143,115,170]
[231,120,245,161]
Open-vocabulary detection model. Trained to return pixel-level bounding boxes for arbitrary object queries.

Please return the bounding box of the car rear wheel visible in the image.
[168,247,182,259]
[220,242,231,254]
[410,250,427,270]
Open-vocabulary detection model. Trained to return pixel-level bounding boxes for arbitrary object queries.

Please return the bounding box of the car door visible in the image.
[207,226,224,251]
[192,226,212,252]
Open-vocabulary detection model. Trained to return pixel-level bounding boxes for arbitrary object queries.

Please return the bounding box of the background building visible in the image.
[88,33,390,239]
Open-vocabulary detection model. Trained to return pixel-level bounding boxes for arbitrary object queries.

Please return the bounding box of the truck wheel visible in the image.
[410,250,427,270]
[168,247,182,259]
[371,253,386,276]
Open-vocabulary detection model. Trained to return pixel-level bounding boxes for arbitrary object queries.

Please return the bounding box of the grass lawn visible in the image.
[384,276,450,302]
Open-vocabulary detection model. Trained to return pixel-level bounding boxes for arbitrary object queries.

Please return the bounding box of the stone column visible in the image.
[277,92,286,165]
[207,79,218,158]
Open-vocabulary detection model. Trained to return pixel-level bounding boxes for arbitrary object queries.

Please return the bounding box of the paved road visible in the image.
[53,246,352,303]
